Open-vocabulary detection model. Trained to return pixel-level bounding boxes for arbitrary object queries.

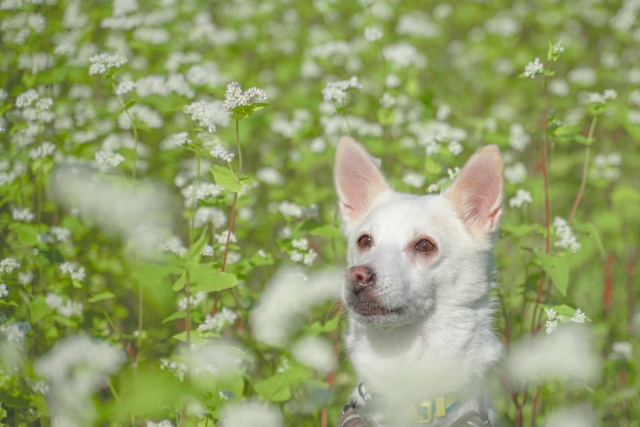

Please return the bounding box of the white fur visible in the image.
[334,137,504,426]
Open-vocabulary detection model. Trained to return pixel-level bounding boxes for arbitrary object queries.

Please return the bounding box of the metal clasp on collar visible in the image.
[358,382,372,401]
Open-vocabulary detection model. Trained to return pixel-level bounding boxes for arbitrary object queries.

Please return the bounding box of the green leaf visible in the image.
[377,108,395,126]
[172,331,209,345]
[501,224,536,238]
[574,222,605,259]
[133,264,182,288]
[230,102,269,120]
[308,316,340,335]
[172,271,187,291]
[534,251,570,296]
[249,252,274,266]
[573,134,593,146]
[18,226,38,246]
[162,310,186,323]
[88,292,116,303]
[254,377,293,403]
[192,269,239,293]
[121,99,136,111]
[0,300,18,307]
[211,165,243,192]
[309,225,343,239]
[424,157,441,175]
[31,295,52,322]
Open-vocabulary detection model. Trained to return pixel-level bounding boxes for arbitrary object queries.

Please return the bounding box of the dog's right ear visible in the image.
[334,137,390,233]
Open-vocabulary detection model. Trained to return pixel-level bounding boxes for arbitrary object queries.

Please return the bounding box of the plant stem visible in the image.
[568,116,598,226]
[111,81,139,181]
[221,120,242,274]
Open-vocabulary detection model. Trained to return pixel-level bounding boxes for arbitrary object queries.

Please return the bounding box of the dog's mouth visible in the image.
[347,300,402,317]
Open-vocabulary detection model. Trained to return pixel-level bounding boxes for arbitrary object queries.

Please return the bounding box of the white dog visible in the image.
[334,137,504,427]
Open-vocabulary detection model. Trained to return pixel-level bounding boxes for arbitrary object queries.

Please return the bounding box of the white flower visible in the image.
[402,171,425,188]
[29,142,57,159]
[177,292,206,310]
[509,189,533,208]
[221,401,283,427]
[50,226,71,242]
[147,421,175,427]
[114,80,137,95]
[553,41,564,54]
[0,258,21,274]
[0,321,30,342]
[180,183,222,207]
[278,201,305,218]
[309,137,326,153]
[172,132,191,146]
[12,207,35,222]
[18,271,33,285]
[504,162,527,184]
[448,140,463,156]
[609,341,633,361]
[198,307,237,332]
[509,123,531,151]
[94,150,125,170]
[194,207,227,228]
[35,335,125,426]
[436,104,451,121]
[447,167,460,181]
[545,318,558,335]
[158,237,187,256]
[88,53,128,75]
[223,81,268,112]
[59,262,86,281]
[322,76,362,106]
[183,101,218,133]
[586,89,617,104]
[256,167,285,185]
[16,89,39,108]
[571,308,586,324]
[290,250,304,263]
[380,92,396,109]
[215,230,237,244]
[46,293,83,317]
[0,283,8,298]
[381,41,427,69]
[364,26,383,42]
[428,184,439,193]
[202,244,214,256]
[385,73,400,87]
[210,144,235,162]
[292,238,309,251]
[553,216,581,253]
[523,57,544,78]
[544,307,561,335]
[303,249,317,266]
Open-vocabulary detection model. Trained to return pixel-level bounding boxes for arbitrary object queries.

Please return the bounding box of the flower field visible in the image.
[0,0,639,426]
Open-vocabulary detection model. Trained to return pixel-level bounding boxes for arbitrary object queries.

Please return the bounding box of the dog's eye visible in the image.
[415,239,435,253]
[357,235,372,248]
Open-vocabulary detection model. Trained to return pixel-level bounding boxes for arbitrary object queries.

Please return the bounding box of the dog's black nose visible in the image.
[347,265,375,295]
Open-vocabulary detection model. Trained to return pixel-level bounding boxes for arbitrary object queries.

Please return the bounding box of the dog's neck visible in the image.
[345,288,503,409]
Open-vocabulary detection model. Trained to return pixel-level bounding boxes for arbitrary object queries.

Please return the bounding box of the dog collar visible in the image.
[358,382,462,424]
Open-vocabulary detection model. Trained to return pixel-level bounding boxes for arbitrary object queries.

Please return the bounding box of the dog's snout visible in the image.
[348,265,375,295]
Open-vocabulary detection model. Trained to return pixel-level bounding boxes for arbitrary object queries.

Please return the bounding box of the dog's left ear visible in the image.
[443,145,504,236]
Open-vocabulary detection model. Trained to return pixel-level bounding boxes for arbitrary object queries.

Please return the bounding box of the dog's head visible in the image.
[334,137,503,327]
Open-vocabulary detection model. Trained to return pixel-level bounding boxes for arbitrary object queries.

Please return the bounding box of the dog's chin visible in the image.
[346,300,404,326]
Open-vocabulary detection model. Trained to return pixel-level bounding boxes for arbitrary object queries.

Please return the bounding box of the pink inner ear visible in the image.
[445,146,503,233]
[335,138,389,222]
